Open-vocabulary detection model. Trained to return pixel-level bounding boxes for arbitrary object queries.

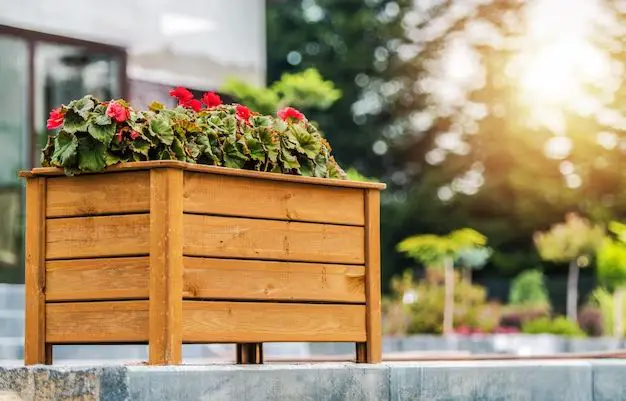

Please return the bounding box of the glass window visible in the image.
[0,36,28,281]
[34,43,122,163]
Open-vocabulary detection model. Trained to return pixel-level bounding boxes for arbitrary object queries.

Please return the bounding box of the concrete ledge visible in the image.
[0,360,625,400]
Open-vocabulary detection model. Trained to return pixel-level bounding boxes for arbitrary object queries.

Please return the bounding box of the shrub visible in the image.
[41,92,346,179]
[521,316,586,337]
[499,305,550,329]
[383,269,501,335]
[578,306,604,337]
[509,269,550,307]
[588,287,626,336]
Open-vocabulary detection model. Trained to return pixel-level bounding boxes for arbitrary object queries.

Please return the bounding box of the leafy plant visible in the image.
[397,229,489,334]
[578,306,604,337]
[383,269,501,335]
[521,316,586,337]
[534,213,604,321]
[499,305,550,329]
[41,92,346,179]
[221,68,341,115]
[509,269,550,308]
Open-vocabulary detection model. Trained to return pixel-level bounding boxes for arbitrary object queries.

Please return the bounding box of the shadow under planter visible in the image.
[19,161,385,365]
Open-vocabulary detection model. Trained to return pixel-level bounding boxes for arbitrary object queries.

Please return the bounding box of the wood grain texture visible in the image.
[183,257,365,303]
[149,168,184,364]
[45,214,150,260]
[24,177,48,364]
[20,160,386,190]
[46,301,149,343]
[359,189,382,363]
[46,171,150,218]
[182,301,366,343]
[46,257,149,301]
[183,215,365,264]
[184,172,364,225]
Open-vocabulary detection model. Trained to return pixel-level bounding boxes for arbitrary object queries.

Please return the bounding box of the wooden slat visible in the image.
[183,215,365,264]
[149,168,184,365]
[184,172,364,225]
[182,301,366,343]
[46,301,149,343]
[46,171,150,218]
[183,257,365,303]
[46,257,149,301]
[45,214,150,260]
[20,160,387,190]
[358,189,382,363]
[24,177,49,364]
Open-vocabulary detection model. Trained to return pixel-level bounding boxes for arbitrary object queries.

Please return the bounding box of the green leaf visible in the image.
[51,132,78,167]
[63,110,90,134]
[94,114,112,125]
[289,124,321,158]
[77,136,106,172]
[148,101,165,111]
[129,138,151,156]
[104,151,122,166]
[149,115,174,145]
[279,147,300,172]
[41,136,55,167]
[68,96,95,119]
[246,137,265,162]
[173,137,186,160]
[223,115,237,137]
[87,121,116,145]
[223,138,248,168]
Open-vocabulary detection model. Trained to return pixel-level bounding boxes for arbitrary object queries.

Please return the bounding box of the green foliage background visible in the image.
[266,0,626,307]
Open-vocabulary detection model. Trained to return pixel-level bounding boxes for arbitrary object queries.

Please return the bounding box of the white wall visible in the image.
[0,0,266,89]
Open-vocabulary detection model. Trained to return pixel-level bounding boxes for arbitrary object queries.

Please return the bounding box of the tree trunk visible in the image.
[462,266,472,284]
[566,259,579,322]
[614,288,624,338]
[443,256,455,335]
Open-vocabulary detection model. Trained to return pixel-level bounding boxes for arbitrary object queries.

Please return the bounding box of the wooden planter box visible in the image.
[20,161,385,365]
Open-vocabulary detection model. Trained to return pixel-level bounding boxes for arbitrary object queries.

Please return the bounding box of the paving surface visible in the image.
[0,360,625,401]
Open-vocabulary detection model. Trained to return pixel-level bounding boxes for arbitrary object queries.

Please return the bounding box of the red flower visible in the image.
[116,130,124,143]
[169,87,194,102]
[106,101,130,123]
[277,107,305,122]
[180,98,202,112]
[235,104,252,121]
[129,130,141,140]
[46,107,64,130]
[202,91,222,108]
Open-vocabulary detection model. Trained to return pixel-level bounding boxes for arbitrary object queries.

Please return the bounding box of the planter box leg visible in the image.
[25,177,50,365]
[148,169,183,365]
[236,343,264,364]
[359,189,382,363]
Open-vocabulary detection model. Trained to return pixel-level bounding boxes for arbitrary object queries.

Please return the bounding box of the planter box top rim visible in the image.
[19,160,386,190]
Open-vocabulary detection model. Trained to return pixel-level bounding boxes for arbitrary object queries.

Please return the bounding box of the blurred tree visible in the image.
[534,213,604,322]
[509,269,550,308]
[221,68,341,115]
[397,228,488,334]
[267,1,626,301]
[456,246,492,284]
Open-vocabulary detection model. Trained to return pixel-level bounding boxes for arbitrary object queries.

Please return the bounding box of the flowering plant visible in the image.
[41,89,346,179]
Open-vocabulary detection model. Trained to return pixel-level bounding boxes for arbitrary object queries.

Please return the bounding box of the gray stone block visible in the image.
[0,366,128,400]
[591,360,626,401]
[126,364,390,401]
[567,338,621,353]
[389,360,592,401]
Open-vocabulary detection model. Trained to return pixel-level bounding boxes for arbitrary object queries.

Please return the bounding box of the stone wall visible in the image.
[1,361,625,400]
